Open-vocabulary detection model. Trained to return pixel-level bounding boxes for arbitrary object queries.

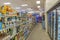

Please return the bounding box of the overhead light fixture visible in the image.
[37,6,40,8]
[36,1,40,4]
[21,4,28,7]
[4,2,11,5]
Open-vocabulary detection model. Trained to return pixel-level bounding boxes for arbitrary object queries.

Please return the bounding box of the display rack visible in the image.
[0,5,36,40]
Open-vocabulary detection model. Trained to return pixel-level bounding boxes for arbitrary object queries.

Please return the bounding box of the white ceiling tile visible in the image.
[0,0,45,11]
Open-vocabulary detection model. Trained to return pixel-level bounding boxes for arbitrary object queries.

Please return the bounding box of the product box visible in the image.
[0,22,2,30]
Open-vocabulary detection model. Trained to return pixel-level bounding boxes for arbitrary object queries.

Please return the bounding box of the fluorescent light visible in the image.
[4,2,11,5]
[36,1,40,4]
[37,6,40,8]
[21,4,28,7]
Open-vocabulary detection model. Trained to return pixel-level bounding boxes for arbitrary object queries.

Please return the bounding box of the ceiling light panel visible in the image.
[21,4,28,7]
[37,6,40,8]
[36,1,40,4]
[4,2,11,5]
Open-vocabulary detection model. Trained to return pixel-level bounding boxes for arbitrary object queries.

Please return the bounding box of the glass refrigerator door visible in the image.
[50,12,53,39]
[48,10,57,40]
[53,10,57,40]
[48,12,51,36]
[57,6,60,40]
[51,11,54,40]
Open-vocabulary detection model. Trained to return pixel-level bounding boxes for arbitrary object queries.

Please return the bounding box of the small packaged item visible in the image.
[0,22,2,30]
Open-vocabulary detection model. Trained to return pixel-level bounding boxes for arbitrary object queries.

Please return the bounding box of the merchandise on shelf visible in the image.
[0,5,36,40]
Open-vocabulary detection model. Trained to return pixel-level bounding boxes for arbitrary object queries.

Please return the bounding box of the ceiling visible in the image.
[0,0,45,11]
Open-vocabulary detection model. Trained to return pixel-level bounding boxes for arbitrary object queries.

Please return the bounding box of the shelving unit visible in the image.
[0,5,36,40]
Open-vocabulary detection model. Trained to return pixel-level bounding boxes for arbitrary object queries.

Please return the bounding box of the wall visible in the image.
[45,0,59,12]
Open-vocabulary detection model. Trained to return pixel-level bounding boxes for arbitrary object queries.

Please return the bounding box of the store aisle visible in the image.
[27,23,50,40]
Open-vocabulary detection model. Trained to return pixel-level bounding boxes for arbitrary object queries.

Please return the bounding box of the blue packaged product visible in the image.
[0,22,2,30]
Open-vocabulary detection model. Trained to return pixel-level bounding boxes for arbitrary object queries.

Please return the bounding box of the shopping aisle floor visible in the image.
[27,23,50,40]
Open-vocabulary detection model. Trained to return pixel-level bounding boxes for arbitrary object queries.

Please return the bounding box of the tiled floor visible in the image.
[27,23,51,40]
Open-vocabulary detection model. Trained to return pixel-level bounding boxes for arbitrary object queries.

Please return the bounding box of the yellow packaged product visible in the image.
[0,6,1,12]
[4,30,7,33]
[2,10,6,14]
[4,5,7,10]
[2,24,5,28]
[15,36,18,40]
[22,36,25,40]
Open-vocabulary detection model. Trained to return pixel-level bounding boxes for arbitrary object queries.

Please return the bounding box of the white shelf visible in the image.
[5,20,20,23]
[0,12,31,40]
[0,23,22,32]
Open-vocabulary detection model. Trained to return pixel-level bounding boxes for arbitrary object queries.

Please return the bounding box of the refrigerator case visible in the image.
[48,12,51,36]
[57,15,60,40]
[53,10,57,40]
[51,12,54,40]
[49,11,55,39]
[48,10,57,40]
[51,10,57,40]
[57,9,60,40]
[48,12,53,38]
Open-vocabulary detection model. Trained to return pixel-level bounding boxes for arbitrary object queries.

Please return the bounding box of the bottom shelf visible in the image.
[0,22,36,40]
